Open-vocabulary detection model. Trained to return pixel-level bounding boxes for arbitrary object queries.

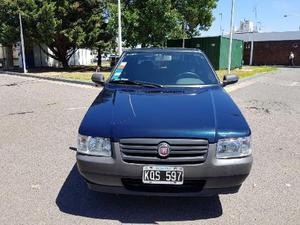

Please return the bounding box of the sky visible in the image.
[202,0,300,36]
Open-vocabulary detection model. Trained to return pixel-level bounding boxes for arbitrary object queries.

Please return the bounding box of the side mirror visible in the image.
[91,73,105,85]
[223,74,239,86]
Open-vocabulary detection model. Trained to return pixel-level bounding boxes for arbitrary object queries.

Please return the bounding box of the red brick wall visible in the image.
[243,40,300,65]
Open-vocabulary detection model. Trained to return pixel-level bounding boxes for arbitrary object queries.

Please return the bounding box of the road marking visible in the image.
[290,82,298,87]
[225,80,256,93]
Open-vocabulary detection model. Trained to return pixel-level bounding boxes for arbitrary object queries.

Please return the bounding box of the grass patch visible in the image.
[31,66,276,83]
[33,71,111,82]
[58,66,276,82]
[56,72,94,82]
[216,66,277,80]
[56,72,111,82]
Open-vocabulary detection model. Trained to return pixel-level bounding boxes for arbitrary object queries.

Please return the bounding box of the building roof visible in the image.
[228,31,300,42]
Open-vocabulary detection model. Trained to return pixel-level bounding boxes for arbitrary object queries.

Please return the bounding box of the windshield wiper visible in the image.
[109,80,163,88]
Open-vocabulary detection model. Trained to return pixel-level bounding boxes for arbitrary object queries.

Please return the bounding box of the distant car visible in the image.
[91,55,110,64]
[76,48,252,196]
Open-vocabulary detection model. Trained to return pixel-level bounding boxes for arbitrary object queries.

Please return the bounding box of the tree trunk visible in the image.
[97,47,102,67]
[3,44,14,70]
[47,42,73,69]
[60,58,70,69]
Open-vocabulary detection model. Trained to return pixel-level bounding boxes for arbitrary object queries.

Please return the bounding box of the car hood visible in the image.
[79,85,250,143]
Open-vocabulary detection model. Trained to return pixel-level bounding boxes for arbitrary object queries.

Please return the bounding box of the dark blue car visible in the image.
[76,48,252,196]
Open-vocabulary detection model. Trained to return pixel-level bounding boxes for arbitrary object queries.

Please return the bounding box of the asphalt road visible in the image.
[0,68,299,225]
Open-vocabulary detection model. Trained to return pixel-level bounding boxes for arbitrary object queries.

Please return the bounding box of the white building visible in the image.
[0,43,20,68]
[236,20,255,33]
[33,45,97,68]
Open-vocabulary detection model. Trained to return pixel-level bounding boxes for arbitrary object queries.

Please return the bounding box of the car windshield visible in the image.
[110,51,219,86]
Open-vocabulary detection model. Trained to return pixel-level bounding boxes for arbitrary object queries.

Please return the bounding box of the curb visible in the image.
[237,70,277,83]
[0,71,95,87]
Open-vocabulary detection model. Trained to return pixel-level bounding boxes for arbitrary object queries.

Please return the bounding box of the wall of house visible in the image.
[69,48,96,66]
[0,44,20,68]
[33,45,52,67]
[243,40,300,65]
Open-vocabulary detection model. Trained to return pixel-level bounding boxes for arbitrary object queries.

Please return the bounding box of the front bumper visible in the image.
[77,143,252,196]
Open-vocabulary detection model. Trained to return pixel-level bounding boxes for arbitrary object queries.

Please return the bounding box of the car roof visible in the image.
[124,48,203,53]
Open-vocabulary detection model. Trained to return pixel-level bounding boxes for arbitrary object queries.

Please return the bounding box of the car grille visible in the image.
[119,138,209,164]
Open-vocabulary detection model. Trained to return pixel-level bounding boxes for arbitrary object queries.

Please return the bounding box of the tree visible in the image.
[82,1,117,67]
[0,0,217,68]
[174,0,217,37]
[0,0,20,68]
[0,1,19,45]
[120,0,182,47]
[108,0,217,48]
[0,0,109,69]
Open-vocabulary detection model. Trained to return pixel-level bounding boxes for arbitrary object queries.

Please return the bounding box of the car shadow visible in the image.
[56,164,223,223]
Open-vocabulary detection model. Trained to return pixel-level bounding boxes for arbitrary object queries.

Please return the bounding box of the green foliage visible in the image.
[0,0,109,68]
[0,0,217,68]
[174,0,217,37]
[113,0,217,47]
[121,0,183,47]
[0,0,20,45]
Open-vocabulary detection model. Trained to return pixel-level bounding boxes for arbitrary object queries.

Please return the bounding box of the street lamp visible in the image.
[283,14,300,30]
[227,0,235,74]
[19,13,27,73]
[117,0,122,56]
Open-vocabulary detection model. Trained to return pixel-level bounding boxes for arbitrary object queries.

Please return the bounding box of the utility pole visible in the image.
[117,0,123,56]
[19,13,27,73]
[250,6,259,66]
[182,1,186,48]
[227,0,235,74]
[219,13,223,36]
[182,21,185,48]
[249,34,254,65]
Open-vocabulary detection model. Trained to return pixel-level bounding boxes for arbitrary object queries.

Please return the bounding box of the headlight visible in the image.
[216,136,251,159]
[77,134,111,157]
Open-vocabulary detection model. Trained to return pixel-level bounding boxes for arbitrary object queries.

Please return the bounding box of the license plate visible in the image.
[142,166,184,185]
